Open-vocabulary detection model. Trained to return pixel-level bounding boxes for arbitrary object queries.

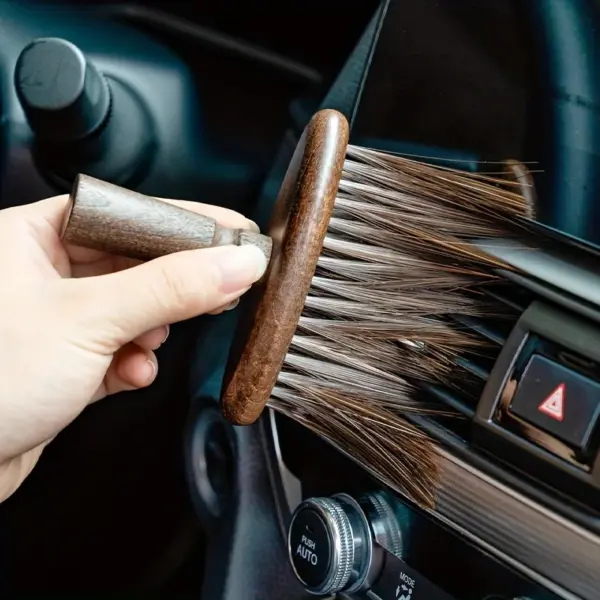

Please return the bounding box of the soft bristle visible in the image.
[344,146,533,222]
[270,381,440,508]
[267,148,533,509]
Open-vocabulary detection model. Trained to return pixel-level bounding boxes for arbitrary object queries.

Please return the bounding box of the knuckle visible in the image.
[153,259,210,314]
[153,264,190,311]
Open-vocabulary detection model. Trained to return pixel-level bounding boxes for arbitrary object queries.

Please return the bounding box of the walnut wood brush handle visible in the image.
[61,174,273,263]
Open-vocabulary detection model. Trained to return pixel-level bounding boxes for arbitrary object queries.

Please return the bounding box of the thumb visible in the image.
[79,244,268,346]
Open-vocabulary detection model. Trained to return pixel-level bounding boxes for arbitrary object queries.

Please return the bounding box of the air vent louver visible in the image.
[422,281,536,427]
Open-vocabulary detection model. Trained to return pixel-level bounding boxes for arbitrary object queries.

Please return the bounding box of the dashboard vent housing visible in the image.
[419,280,537,439]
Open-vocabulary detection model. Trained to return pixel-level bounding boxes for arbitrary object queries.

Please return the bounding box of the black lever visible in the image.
[14,37,155,190]
[15,37,111,144]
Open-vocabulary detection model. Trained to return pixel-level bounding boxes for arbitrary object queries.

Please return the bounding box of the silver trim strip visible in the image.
[435,449,595,600]
[266,411,598,600]
[268,409,302,511]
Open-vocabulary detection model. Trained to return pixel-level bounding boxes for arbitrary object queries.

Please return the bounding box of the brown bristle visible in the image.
[270,382,440,509]
[266,145,535,509]
[344,146,533,221]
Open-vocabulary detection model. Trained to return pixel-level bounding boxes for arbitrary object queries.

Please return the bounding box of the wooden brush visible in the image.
[61,109,535,509]
[220,110,535,508]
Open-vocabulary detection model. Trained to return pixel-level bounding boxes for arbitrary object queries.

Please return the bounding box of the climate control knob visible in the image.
[287,491,404,596]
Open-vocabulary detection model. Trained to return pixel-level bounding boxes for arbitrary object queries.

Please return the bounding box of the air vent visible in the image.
[417,272,600,516]
[420,279,537,435]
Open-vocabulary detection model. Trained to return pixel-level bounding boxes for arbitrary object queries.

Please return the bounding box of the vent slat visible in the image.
[481,289,526,312]
[455,357,489,381]
[421,383,475,418]
[481,283,535,313]
[452,314,507,345]
[423,281,533,431]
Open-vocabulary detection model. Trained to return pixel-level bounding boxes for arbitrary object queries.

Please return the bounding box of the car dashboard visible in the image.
[1,1,600,599]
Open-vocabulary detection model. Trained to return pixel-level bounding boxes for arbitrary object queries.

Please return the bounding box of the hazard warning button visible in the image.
[509,355,600,452]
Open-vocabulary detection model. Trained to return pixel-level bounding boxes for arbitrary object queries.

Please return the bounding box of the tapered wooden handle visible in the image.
[60,174,272,262]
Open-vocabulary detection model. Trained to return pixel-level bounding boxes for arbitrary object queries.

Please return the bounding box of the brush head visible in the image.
[220,108,535,508]
[220,111,534,425]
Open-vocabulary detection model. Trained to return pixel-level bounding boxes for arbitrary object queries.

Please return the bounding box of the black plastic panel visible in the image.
[198,407,306,600]
[183,301,306,600]
[0,2,202,205]
[475,237,600,326]
[474,301,600,511]
[0,1,305,213]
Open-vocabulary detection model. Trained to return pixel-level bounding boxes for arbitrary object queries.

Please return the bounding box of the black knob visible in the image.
[15,37,111,143]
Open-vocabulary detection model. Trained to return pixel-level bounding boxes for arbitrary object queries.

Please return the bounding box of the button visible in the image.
[288,507,333,589]
[287,494,374,596]
[508,354,600,451]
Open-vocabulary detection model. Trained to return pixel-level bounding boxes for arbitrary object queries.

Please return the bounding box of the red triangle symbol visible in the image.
[538,383,565,421]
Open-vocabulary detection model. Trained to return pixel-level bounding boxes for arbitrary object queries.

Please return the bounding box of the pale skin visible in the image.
[0,193,267,503]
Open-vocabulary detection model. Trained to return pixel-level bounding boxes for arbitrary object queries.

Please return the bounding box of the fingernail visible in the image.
[207,294,245,316]
[162,325,170,344]
[225,298,240,311]
[145,358,158,383]
[246,219,260,233]
[217,246,267,294]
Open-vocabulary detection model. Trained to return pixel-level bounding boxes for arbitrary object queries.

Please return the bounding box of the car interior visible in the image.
[1,1,599,599]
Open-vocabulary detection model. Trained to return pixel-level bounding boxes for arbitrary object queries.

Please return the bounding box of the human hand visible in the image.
[0,194,267,502]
